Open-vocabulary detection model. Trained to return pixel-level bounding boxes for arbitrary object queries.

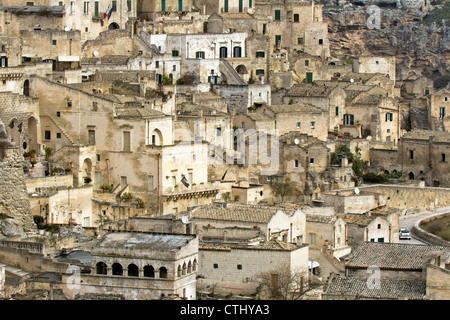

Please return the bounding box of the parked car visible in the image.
[399,228,411,240]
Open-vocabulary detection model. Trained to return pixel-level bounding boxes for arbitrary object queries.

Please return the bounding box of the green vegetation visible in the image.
[330,145,367,178]
[33,215,60,233]
[134,197,145,207]
[420,215,450,241]
[120,192,133,200]
[100,183,113,192]
[422,1,450,26]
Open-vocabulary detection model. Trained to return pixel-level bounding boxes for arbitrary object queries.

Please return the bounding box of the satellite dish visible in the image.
[93,51,99,57]
[181,216,189,224]
[350,78,354,83]
[294,138,299,145]
[354,187,360,195]
[64,26,71,32]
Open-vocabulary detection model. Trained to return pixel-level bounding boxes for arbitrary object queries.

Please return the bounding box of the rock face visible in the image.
[0,118,35,234]
[59,225,92,243]
[324,5,450,79]
[0,218,26,238]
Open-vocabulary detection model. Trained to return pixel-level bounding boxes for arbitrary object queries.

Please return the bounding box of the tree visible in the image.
[270,181,295,201]
[253,265,316,300]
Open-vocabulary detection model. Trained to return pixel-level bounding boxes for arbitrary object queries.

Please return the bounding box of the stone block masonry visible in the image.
[0,146,35,232]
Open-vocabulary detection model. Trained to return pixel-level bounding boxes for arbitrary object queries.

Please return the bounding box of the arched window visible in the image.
[23,79,30,96]
[187,261,192,273]
[96,262,107,275]
[408,172,415,180]
[159,267,168,279]
[150,129,163,146]
[177,265,182,277]
[128,264,139,277]
[144,265,155,278]
[193,259,197,271]
[182,262,187,275]
[108,22,120,30]
[112,263,123,276]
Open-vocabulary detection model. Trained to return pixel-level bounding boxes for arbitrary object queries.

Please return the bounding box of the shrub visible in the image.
[100,184,113,192]
[121,192,133,200]
[362,172,389,183]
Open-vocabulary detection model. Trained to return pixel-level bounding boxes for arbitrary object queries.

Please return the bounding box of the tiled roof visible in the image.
[400,129,450,143]
[268,104,324,114]
[199,239,301,251]
[337,214,377,227]
[306,214,337,224]
[286,85,334,97]
[324,275,426,300]
[191,204,296,223]
[346,242,450,270]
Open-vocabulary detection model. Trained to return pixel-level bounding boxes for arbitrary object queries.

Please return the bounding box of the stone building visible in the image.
[398,129,450,187]
[67,231,198,300]
[198,239,309,289]
[353,56,396,85]
[430,88,449,132]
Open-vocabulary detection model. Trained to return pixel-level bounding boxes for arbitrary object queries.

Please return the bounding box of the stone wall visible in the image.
[426,265,450,300]
[411,212,450,247]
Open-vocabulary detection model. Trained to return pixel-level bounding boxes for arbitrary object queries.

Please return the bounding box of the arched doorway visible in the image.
[23,79,30,96]
[408,172,415,180]
[159,266,168,278]
[128,264,139,277]
[82,158,92,184]
[108,22,120,30]
[8,118,20,145]
[96,262,107,275]
[150,129,163,146]
[144,265,155,278]
[112,263,123,276]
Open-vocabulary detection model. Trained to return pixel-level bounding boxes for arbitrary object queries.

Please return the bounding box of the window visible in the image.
[297,38,304,45]
[233,46,242,58]
[173,65,176,71]
[44,130,51,140]
[343,114,354,125]
[274,10,281,21]
[88,130,96,145]
[335,106,339,117]
[52,40,57,46]
[439,107,446,119]
[249,0,252,8]
[161,0,165,11]
[155,61,159,68]
[309,233,316,245]
[237,264,242,270]
[84,1,89,14]
[56,132,61,139]
[275,35,281,47]
[213,263,218,269]
[442,154,446,162]
[294,160,299,168]
[171,176,176,188]
[319,39,323,45]
[310,158,315,165]
[224,0,228,12]
[195,51,205,59]
[123,131,130,152]
[385,112,393,122]
[94,1,99,16]
[97,154,100,161]
[255,69,265,75]
[310,121,315,129]
[409,150,414,160]
[305,60,309,67]
[148,175,154,189]
[112,0,117,11]
[216,127,222,136]
[296,122,301,128]
[378,238,384,243]
[26,1,34,5]
[56,111,61,117]
[172,50,179,57]
[294,13,299,22]
[70,1,74,14]
[445,97,448,102]
[127,0,132,12]
[121,176,127,187]
[256,51,265,58]
[219,47,228,58]
[378,224,381,229]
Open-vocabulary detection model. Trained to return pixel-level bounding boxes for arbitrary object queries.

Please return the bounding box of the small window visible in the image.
[56,132,61,139]
[409,150,414,160]
[335,106,339,116]
[310,158,314,165]
[56,111,61,117]
[305,60,309,67]
[294,160,299,168]
[274,10,281,21]
[442,154,446,162]
[52,40,57,46]
[237,264,242,270]
[296,122,301,128]
[294,13,299,22]
[318,39,323,45]
[216,127,222,136]
[44,130,51,140]
[213,263,218,269]
[173,65,176,71]
[378,224,381,229]
[255,69,265,76]
[172,50,179,57]
[97,154,100,161]
[256,51,265,58]
[155,61,159,68]
[310,121,315,129]
[297,38,304,45]
[195,51,205,59]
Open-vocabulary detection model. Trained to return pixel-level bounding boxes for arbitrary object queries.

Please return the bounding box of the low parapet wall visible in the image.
[412,212,450,247]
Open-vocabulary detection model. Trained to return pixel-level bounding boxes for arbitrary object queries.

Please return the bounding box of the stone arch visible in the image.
[108,22,120,30]
[192,259,197,271]
[23,79,30,97]
[150,128,163,146]
[177,265,182,277]
[8,118,20,145]
[235,65,247,74]
[182,262,187,275]
[96,262,107,275]
[187,261,192,273]
[112,263,123,276]
[27,116,38,153]
[144,265,155,278]
[384,170,389,175]
[128,263,139,277]
[408,172,415,180]
[82,158,92,183]
[159,266,168,278]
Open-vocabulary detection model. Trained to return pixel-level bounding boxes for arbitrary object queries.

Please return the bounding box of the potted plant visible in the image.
[134,197,145,208]
[100,183,113,192]
[120,192,133,202]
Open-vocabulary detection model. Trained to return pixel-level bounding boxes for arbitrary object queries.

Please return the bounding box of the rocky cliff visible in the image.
[323,4,450,82]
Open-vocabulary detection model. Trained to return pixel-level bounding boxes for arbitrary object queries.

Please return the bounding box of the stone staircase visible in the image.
[41,115,76,145]
[309,247,345,281]
[219,59,247,85]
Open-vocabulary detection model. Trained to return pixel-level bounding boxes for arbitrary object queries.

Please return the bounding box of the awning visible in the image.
[57,55,80,62]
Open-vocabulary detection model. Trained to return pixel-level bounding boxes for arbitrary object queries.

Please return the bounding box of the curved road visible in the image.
[399,206,450,245]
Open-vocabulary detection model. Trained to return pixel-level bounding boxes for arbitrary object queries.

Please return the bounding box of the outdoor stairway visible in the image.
[219,59,247,85]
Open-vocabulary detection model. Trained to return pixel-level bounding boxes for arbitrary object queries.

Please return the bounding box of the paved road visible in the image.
[399,206,450,245]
